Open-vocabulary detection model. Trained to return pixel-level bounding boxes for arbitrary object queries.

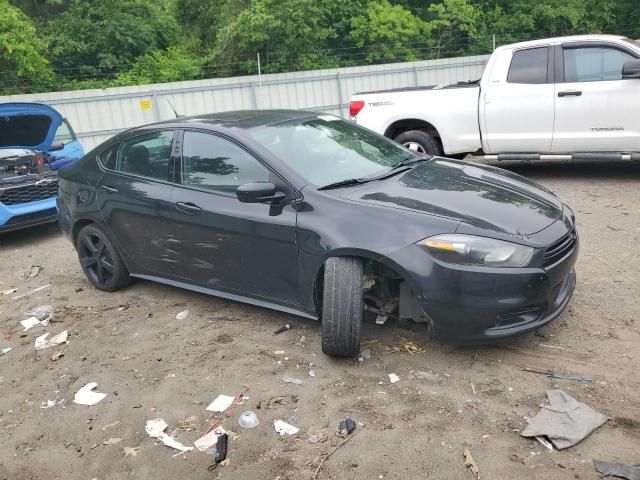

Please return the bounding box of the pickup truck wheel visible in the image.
[76,224,130,292]
[395,130,442,156]
[321,257,363,358]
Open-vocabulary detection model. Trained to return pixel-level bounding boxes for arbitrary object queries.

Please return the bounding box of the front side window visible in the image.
[248,115,412,187]
[54,120,76,144]
[507,47,549,84]
[564,46,635,82]
[181,131,270,193]
[116,131,173,181]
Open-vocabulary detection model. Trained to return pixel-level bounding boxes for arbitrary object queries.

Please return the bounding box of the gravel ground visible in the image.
[0,160,639,480]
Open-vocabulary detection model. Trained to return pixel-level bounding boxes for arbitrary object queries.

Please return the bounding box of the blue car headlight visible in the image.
[418,234,534,268]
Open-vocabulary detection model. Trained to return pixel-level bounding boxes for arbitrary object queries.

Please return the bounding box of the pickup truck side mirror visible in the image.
[622,59,640,79]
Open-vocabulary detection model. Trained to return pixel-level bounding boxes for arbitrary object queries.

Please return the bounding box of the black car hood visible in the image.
[335,158,563,236]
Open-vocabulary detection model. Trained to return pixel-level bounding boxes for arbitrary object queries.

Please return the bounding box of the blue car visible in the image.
[0,103,84,232]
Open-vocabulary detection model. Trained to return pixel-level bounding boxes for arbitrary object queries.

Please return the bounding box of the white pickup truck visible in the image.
[350,35,640,161]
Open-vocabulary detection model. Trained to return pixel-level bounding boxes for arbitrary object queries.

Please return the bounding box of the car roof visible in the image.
[136,109,320,133]
[495,34,629,52]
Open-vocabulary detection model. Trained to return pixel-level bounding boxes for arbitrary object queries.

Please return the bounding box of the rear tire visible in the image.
[76,223,129,292]
[321,257,363,357]
[395,130,442,156]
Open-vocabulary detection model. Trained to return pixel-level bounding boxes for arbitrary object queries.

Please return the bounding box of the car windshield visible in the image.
[248,115,413,187]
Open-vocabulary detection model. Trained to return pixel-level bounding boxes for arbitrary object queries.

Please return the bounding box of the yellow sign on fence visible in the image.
[139,99,152,110]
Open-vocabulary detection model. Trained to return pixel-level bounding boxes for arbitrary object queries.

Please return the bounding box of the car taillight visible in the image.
[349,100,365,118]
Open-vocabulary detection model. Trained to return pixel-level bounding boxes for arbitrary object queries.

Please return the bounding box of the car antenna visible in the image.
[166,99,182,118]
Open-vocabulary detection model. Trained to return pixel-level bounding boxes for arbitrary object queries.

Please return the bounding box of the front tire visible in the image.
[76,224,129,292]
[321,257,363,357]
[395,130,442,156]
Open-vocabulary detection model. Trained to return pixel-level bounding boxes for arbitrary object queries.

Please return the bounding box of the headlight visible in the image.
[418,234,534,267]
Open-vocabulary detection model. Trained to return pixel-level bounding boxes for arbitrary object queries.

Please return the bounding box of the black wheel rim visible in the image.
[78,232,114,286]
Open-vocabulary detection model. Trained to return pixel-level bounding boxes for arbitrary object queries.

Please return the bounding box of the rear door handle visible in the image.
[558,90,582,97]
[100,185,118,193]
[175,202,202,214]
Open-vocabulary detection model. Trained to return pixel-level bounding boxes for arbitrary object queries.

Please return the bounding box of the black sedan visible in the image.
[57,110,578,357]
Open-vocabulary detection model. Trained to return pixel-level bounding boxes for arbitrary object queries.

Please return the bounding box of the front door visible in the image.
[552,43,640,152]
[481,46,555,153]
[96,130,181,277]
[168,130,300,305]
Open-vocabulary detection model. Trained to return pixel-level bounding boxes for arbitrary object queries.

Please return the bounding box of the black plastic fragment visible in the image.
[273,323,291,335]
[215,433,229,463]
[339,418,356,435]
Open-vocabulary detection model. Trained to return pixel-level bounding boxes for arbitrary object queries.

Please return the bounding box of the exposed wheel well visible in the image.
[72,219,94,245]
[384,119,443,152]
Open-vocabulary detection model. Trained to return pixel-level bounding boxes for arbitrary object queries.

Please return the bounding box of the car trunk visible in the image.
[0,103,63,152]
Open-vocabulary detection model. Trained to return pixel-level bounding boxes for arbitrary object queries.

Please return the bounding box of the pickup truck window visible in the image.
[563,46,634,82]
[507,47,549,84]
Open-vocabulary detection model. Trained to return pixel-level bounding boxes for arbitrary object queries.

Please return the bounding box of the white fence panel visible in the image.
[0,54,488,151]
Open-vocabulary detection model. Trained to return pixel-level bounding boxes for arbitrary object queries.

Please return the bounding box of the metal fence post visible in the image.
[413,66,420,86]
[250,82,259,109]
[150,91,161,121]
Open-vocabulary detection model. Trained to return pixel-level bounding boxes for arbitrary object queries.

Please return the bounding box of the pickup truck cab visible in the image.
[350,35,640,160]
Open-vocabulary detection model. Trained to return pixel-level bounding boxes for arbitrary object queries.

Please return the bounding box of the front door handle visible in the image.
[175,202,202,214]
[100,185,118,193]
[558,90,582,97]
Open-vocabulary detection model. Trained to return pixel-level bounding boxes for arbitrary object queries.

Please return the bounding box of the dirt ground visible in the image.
[0,160,639,480]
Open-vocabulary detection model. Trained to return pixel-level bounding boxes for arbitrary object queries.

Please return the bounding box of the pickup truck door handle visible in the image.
[175,201,202,214]
[558,90,582,97]
[100,185,118,193]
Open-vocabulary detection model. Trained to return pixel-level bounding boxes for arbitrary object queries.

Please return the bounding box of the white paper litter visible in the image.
[73,382,107,405]
[175,310,189,320]
[146,418,194,453]
[282,375,304,385]
[194,426,226,452]
[34,330,68,350]
[388,373,400,384]
[21,317,44,331]
[274,350,285,355]
[206,394,235,412]
[1,347,12,355]
[41,398,63,409]
[1,288,17,296]
[274,419,299,436]
[27,305,53,322]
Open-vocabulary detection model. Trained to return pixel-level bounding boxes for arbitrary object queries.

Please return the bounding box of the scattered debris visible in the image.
[282,375,304,385]
[195,427,226,452]
[27,265,41,278]
[27,305,53,321]
[593,460,640,480]
[122,446,139,457]
[339,418,356,435]
[308,369,316,377]
[12,284,51,300]
[1,288,17,296]
[1,347,12,356]
[264,395,299,409]
[463,448,480,479]
[535,436,554,452]
[274,350,286,355]
[73,382,107,406]
[274,419,299,436]
[145,418,194,453]
[381,338,425,354]
[206,394,236,413]
[215,433,228,462]
[521,390,607,449]
[34,330,68,350]
[51,351,64,361]
[175,309,189,320]
[523,368,592,382]
[238,411,260,429]
[103,437,123,445]
[388,373,400,384]
[273,323,291,335]
[358,348,371,361]
[414,371,439,382]
[21,317,47,331]
[102,421,121,431]
[41,398,62,409]
[312,423,359,480]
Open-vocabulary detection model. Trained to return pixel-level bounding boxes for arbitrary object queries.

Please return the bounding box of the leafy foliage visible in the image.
[2,0,640,94]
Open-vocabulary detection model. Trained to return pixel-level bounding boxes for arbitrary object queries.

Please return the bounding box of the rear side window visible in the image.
[98,145,118,170]
[116,131,174,181]
[180,131,269,194]
[564,46,635,82]
[54,120,77,144]
[507,47,549,84]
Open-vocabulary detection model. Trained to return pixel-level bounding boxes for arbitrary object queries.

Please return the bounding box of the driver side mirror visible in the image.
[236,182,286,203]
[50,141,65,152]
[622,59,640,79]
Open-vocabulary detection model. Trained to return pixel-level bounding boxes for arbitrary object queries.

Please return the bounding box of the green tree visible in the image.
[0,0,53,93]
[426,0,479,58]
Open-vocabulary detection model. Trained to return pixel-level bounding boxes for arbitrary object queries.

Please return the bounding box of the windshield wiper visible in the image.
[317,178,369,190]
[390,155,431,170]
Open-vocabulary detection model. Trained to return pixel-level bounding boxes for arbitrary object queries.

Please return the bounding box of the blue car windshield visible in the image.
[248,115,412,187]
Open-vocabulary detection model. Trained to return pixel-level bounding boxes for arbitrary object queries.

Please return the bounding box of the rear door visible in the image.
[167,129,301,305]
[481,46,555,153]
[552,42,640,152]
[96,130,181,277]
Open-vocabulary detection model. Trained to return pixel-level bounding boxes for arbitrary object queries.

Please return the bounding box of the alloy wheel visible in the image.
[402,141,427,155]
[78,232,115,286]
